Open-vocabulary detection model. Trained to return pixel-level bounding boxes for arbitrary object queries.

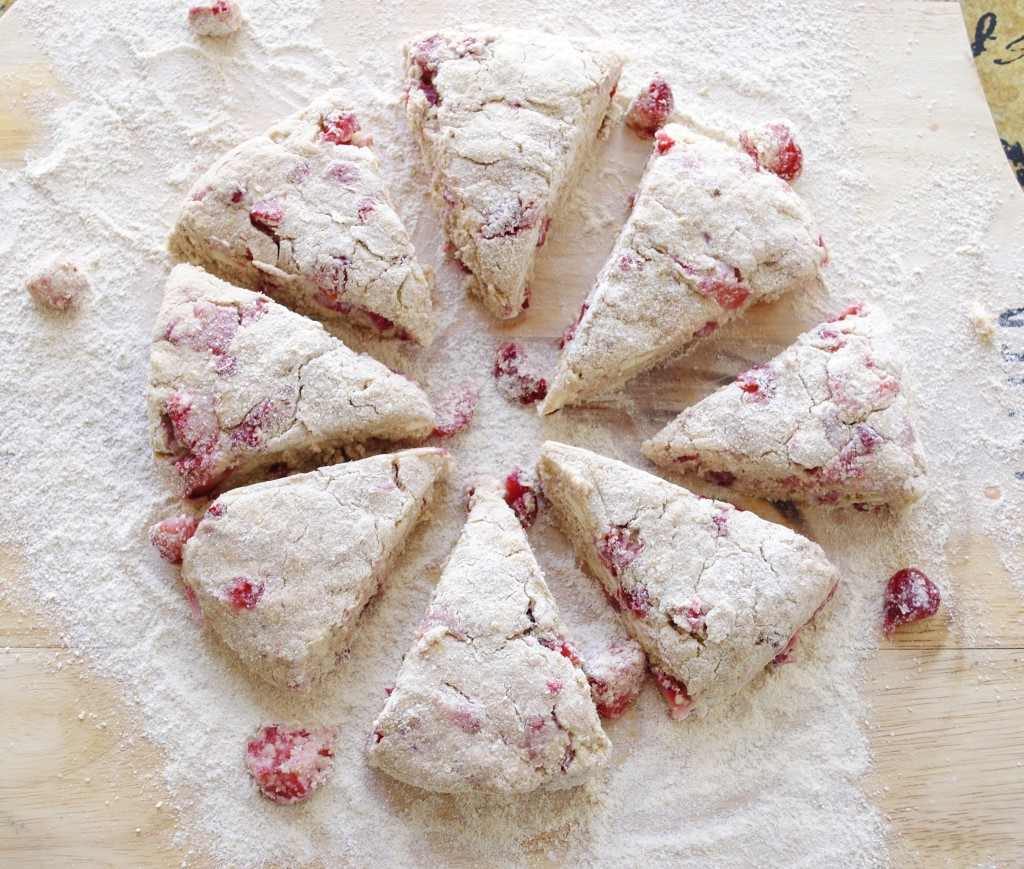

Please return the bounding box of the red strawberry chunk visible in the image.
[165,300,239,356]
[673,258,751,311]
[560,302,589,349]
[883,568,940,636]
[598,526,643,578]
[703,470,736,487]
[245,724,338,804]
[493,342,548,405]
[320,111,362,146]
[580,638,647,720]
[625,73,674,138]
[408,35,443,106]
[619,585,651,618]
[430,687,483,733]
[692,321,718,339]
[503,467,540,529]
[736,364,777,402]
[538,633,582,667]
[654,130,675,154]
[249,201,283,232]
[431,383,479,437]
[224,576,264,611]
[739,123,804,181]
[148,515,199,564]
[650,666,693,719]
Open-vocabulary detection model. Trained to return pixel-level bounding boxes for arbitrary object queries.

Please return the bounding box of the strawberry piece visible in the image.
[431,383,479,437]
[735,364,777,402]
[503,467,540,529]
[224,576,264,611]
[739,123,803,181]
[654,130,675,154]
[650,665,693,719]
[408,35,443,106]
[560,302,589,349]
[580,638,646,720]
[148,515,199,564]
[245,724,338,804]
[674,258,751,311]
[25,254,89,310]
[625,73,674,138]
[188,0,243,37]
[320,111,362,146]
[598,526,643,578]
[249,201,284,233]
[493,342,548,405]
[538,633,582,667]
[703,470,736,487]
[883,568,940,636]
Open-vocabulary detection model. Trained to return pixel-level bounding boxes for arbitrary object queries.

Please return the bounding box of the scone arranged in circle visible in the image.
[182,449,451,691]
[643,302,927,510]
[171,90,434,344]
[539,124,827,414]
[367,477,610,793]
[536,442,840,718]
[404,29,623,320]
[148,264,434,499]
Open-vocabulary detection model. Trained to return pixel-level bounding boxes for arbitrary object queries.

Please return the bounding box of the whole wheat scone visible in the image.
[404,29,622,320]
[171,90,434,344]
[643,303,927,510]
[181,449,451,691]
[148,264,434,499]
[539,124,827,414]
[536,442,840,718]
[366,478,610,793]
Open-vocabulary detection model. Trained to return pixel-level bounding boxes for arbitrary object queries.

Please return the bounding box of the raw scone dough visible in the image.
[536,442,840,718]
[182,449,451,691]
[366,478,610,793]
[171,90,434,344]
[404,29,622,320]
[147,264,435,498]
[643,303,928,510]
[539,124,826,414]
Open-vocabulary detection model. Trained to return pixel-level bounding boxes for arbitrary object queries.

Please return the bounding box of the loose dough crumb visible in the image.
[25,254,89,310]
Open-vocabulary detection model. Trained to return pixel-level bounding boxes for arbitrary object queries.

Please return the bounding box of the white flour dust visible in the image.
[1,0,1023,866]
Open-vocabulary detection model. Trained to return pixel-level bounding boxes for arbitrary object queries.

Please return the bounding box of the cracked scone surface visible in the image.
[170,89,434,344]
[643,303,927,509]
[147,264,434,498]
[182,449,451,691]
[404,29,622,320]
[366,478,610,793]
[537,442,840,717]
[540,125,827,414]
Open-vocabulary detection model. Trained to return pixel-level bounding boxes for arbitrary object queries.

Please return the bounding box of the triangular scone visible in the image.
[536,442,840,718]
[643,303,927,510]
[366,478,610,793]
[539,125,827,414]
[148,264,435,499]
[404,29,622,320]
[170,90,434,344]
[181,449,451,691]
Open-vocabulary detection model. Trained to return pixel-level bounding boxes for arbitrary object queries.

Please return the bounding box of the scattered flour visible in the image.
[1,0,1023,866]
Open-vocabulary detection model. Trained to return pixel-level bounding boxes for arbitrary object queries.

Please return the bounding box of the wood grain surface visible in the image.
[2,2,1023,867]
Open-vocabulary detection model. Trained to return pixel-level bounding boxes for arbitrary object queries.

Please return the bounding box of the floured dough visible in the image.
[404,29,622,320]
[366,478,610,793]
[643,303,927,510]
[578,631,647,720]
[536,442,840,718]
[171,90,434,344]
[539,124,826,414]
[182,449,451,691]
[147,264,435,498]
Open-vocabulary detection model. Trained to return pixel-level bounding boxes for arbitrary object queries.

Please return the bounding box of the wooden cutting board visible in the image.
[2,1,1023,866]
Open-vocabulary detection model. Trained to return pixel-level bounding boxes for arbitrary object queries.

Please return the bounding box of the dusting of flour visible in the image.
[1,0,1023,866]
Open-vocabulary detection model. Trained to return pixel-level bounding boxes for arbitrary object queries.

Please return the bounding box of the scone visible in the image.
[148,264,434,498]
[536,442,840,718]
[170,90,434,344]
[643,303,927,510]
[182,449,451,691]
[366,478,610,793]
[404,29,622,320]
[539,125,827,414]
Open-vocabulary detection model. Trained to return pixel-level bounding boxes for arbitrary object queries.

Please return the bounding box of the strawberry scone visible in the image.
[404,29,622,320]
[171,90,434,344]
[539,124,826,414]
[366,478,610,793]
[643,303,927,510]
[536,442,840,718]
[147,264,434,499]
[181,449,451,691]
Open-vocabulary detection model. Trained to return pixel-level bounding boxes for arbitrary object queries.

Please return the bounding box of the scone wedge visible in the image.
[539,124,827,414]
[171,90,434,344]
[367,478,610,793]
[182,449,451,691]
[404,29,622,320]
[148,264,434,499]
[643,303,927,510]
[536,442,840,718]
